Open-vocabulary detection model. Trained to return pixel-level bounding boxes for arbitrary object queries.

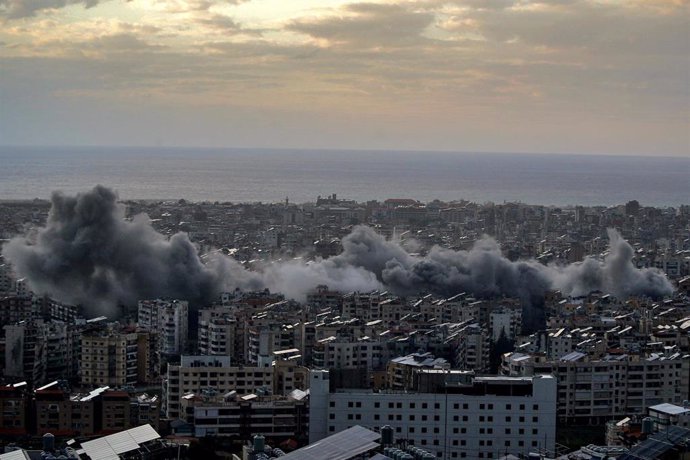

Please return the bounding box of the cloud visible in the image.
[0,0,688,154]
[0,0,114,19]
[288,3,436,48]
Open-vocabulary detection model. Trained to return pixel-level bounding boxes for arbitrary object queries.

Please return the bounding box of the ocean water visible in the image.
[0,146,688,206]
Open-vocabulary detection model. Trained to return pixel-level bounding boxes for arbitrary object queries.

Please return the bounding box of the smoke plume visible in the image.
[1,186,674,318]
[1,186,262,315]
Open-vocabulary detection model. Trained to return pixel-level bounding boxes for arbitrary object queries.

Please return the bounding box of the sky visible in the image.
[0,0,688,156]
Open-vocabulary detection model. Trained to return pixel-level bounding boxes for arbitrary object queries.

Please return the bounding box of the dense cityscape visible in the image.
[0,189,688,459]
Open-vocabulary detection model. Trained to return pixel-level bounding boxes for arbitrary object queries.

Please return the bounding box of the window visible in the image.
[533,404,539,410]
[374,402,380,408]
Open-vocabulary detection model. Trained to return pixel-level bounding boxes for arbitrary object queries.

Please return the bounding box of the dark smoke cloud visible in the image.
[2,186,674,318]
[1,186,262,315]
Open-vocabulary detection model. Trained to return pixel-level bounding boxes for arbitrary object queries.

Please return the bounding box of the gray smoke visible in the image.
[2,186,674,319]
[1,186,262,315]
[330,225,673,302]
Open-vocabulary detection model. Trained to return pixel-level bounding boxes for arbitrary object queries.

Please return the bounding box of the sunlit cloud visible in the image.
[0,0,687,155]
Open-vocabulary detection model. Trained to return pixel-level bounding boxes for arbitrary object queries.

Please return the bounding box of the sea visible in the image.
[0,146,688,207]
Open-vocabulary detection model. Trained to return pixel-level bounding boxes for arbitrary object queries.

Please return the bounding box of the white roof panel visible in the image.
[280,425,380,460]
[80,424,160,460]
[128,424,160,444]
[0,450,30,460]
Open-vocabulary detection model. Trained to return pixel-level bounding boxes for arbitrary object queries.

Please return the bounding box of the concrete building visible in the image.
[179,391,308,442]
[137,299,189,356]
[504,351,690,424]
[489,307,522,342]
[33,382,160,437]
[198,310,237,357]
[164,355,308,420]
[312,337,385,371]
[309,369,558,459]
[80,328,138,388]
[4,320,46,384]
[165,355,272,420]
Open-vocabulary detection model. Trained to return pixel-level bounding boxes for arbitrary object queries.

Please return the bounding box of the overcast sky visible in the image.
[0,0,688,156]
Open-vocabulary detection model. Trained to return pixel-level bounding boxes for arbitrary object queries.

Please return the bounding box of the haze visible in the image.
[1,0,688,156]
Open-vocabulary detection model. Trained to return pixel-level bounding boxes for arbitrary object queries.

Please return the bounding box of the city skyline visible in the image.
[1,0,688,157]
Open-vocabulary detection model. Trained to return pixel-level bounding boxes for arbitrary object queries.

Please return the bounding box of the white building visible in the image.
[312,337,385,370]
[489,307,522,342]
[138,299,189,355]
[309,369,557,459]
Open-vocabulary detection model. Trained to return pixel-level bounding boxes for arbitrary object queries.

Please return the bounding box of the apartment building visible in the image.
[138,299,189,356]
[165,356,272,419]
[164,355,308,420]
[80,329,138,388]
[4,320,46,384]
[310,370,557,459]
[179,391,308,442]
[198,308,237,357]
[503,350,690,424]
[33,383,160,437]
[312,337,385,371]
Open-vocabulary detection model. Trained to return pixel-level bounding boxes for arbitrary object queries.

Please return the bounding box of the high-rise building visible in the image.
[138,299,189,356]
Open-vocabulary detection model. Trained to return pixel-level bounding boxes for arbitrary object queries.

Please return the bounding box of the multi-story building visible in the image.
[179,391,308,442]
[312,337,385,371]
[165,356,271,420]
[0,295,35,327]
[489,306,522,342]
[310,369,558,459]
[164,355,308,420]
[386,353,449,391]
[504,350,690,424]
[136,330,160,384]
[80,328,138,388]
[0,382,29,436]
[138,299,189,356]
[449,323,491,373]
[45,321,80,382]
[198,309,237,357]
[4,320,47,384]
[33,382,160,437]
